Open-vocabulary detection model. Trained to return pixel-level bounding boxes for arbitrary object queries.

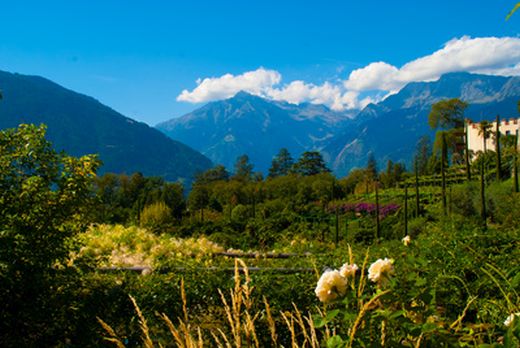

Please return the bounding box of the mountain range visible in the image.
[324,72,520,175]
[157,91,356,173]
[158,72,520,176]
[2,69,519,182]
[0,70,212,183]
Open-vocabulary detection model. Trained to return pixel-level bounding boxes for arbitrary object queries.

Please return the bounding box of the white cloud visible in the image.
[177,68,281,103]
[267,81,357,111]
[177,37,520,111]
[177,68,362,110]
[344,62,400,91]
[473,62,520,76]
[344,36,520,92]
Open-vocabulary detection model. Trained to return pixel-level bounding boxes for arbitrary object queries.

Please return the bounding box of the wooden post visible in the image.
[496,115,502,181]
[465,120,471,181]
[375,182,381,242]
[404,186,408,237]
[515,132,519,193]
[335,207,339,246]
[480,160,487,230]
[441,132,447,216]
[415,160,420,217]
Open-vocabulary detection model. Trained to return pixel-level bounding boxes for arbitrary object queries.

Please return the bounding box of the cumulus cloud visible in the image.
[344,62,400,91]
[345,36,520,92]
[267,81,358,110]
[177,68,281,103]
[177,36,520,110]
[177,67,365,110]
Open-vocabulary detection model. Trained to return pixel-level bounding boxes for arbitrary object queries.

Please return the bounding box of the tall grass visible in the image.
[99,258,324,347]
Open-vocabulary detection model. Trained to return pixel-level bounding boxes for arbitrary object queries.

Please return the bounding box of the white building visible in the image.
[466,118,519,155]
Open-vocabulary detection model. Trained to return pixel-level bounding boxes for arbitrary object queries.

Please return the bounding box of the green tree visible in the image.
[478,120,493,154]
[188,184,210,221]
[501,134,518,189]
[366,152,378,179]
[414,136,431,175]
[340,168,366,194]
[0,124,100,345]
[432,130,449,215]
[429,99,468,215]
[94,173,124,222]
[495,115,503,180]
[293,151,330,176]
[233,154,254,181]
[477,120,494,181]
[160,182,186,219]
[0,124,99,272]
[380,160,405,188]
[428,98,467,130]
[268,148,294,178]
[429,98,468,170]
[380,160,393,188]
[195,164,229,185]
[430,132,449,215]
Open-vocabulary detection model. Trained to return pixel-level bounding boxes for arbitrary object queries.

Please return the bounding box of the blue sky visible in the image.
[0,1,519,125]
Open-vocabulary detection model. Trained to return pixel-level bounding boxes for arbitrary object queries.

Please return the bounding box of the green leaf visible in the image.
[390,310,406,320]
[415,277,427,287]
[326,335,346,348]
[511,271,520,288]
[341,311,357,323]
[314,314,327,328]
[326,309,340,321]
[422,322,438,333]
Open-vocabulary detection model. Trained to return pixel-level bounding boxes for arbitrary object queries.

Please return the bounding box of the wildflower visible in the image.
[315,269,348,303]
[402,235,411,246]
[368,258,394,283]
[339,263,359,278]
[504,313,520,327]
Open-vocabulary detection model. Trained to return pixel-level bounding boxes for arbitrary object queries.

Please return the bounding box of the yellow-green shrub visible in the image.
[140,201,172,232]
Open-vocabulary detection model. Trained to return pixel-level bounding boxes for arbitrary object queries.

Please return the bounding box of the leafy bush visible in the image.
[487,181,520,226]
[231,204,249,228]
[140,201,173,233]
[75,224,226,269]
[0,124,100,346]
[450,181,479,218]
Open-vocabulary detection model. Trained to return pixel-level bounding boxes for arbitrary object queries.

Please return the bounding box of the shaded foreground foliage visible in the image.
[0,123,519,347]
[0,124,100,346]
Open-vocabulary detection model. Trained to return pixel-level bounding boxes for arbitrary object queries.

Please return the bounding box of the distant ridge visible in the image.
[0,70,212,183]
[323,72,520,175]
[157,91,356,173]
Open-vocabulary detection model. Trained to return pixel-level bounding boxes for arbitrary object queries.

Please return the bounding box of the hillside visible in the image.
[0,70,212,183]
